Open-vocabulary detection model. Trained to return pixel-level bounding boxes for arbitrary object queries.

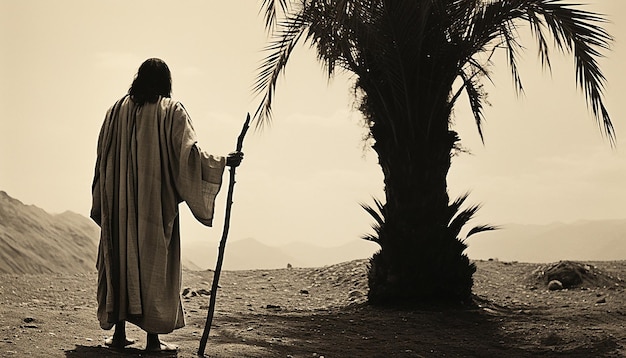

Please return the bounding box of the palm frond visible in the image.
[447,192,470,220]
[253,12,308,126]
[446,192,497,241]
[458,67,488,143]
[500,20,525,95]
[448,204,481,239]
[523,0,614,142]
[455,0,614,143]
[526,8,552,69]
[466,224,498,239]
[360,197,385,244]
[260,0,289,31]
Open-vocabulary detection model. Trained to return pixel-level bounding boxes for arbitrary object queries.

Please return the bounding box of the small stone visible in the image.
[197,288,211,296]
[596,297,606,304]
[23,318,35,323]
[548,280,563,291]
[299,289,309,295]
[348,290,364,300]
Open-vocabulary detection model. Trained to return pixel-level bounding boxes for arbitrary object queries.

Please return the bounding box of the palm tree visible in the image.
[254,0,615,304]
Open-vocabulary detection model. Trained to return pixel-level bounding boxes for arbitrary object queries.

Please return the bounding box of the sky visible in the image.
[1,1,625,254]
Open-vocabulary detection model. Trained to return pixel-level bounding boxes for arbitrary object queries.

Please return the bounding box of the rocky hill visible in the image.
[0,191,99,274]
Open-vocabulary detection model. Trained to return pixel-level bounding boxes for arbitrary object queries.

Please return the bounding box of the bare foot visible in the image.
[145,341,178,352]
[104,336,136,349]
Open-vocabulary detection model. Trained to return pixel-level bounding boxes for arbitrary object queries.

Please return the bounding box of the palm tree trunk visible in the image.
[366,97,475,304]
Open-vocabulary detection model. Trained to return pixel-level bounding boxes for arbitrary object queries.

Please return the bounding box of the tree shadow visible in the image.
[200,302,508,357]
[203,300,620,358]
[65,345,178,358]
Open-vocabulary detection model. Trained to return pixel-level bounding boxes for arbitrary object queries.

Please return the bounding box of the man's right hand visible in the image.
[226,151,244,167]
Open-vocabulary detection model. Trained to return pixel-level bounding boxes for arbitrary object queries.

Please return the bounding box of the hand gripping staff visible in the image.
[198,113,250,357]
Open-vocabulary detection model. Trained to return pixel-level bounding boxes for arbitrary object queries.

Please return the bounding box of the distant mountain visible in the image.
[278,240,380,267]
[0,191,99,274]
[181,237,379,271]
[182,219,626,270]
[4,189,623,273]
[181,238,302,271]
[466,219,626,263]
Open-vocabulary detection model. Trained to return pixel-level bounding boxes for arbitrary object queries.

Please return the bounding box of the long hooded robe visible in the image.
[90,95,225,334]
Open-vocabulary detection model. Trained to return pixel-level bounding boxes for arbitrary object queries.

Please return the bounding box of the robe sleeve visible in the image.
[90,105,115,227]
[168,101,226,226]
[90,142,103,226]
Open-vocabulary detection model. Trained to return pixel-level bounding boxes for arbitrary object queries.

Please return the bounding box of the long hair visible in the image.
[128,58,172,105]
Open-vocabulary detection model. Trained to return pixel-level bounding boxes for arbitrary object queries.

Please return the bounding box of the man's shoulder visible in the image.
[108,95,129,109]
[158,97,191,127]
[159,97,186,112]
[104,95,130,119]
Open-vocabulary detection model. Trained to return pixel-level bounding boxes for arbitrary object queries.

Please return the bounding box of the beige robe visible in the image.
[90,95,225,334]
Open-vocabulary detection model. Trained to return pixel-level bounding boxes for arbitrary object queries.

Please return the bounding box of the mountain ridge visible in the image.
[0,191,99,274]
[466,219,626,262]
[180,237,380,271]
[1,190,625,274]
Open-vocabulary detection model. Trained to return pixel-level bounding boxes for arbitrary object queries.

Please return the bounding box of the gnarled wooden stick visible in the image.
[198,113,251,357]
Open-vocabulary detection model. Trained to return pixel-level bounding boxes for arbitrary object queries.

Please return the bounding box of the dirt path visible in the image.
[1,260,624,357]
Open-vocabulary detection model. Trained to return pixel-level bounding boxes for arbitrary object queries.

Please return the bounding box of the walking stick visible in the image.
[198,113,251,357]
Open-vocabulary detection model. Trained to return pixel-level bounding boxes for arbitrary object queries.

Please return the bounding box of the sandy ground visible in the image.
[0,259,625,357]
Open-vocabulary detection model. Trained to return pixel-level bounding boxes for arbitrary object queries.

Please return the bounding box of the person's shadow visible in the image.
[65,345,178,357]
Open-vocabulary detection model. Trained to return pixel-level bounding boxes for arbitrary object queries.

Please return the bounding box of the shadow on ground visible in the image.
[198,300,620,358]
[65,345,178,358]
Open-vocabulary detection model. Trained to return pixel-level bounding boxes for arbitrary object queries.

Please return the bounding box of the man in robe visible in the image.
[90,58,243,352]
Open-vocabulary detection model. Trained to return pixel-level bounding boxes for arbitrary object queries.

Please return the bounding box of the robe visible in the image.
[90,95,225,334]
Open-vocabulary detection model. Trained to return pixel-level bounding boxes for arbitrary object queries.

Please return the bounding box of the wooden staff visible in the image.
[198,113,251,357]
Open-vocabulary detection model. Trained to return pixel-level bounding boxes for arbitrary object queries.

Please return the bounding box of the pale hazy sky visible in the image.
[1,1,624,250]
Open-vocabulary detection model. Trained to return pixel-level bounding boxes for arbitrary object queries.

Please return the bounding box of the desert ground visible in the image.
[0,259,624,357]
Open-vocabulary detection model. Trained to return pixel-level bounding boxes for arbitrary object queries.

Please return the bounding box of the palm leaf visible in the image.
[261,0,289,31]
[521,0,614,142]
[360,197,385,244]
[253,12,308,126]
[472,0,615,142]
[458,67,488,143]
[446,192,497,241]
[466,224,498,239]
